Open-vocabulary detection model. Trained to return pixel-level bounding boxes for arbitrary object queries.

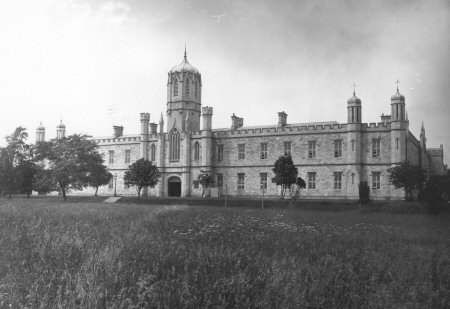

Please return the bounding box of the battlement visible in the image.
[94,135,141,144]
[362,122,390,130]
[202,106,213,115]
[140,112,150,121]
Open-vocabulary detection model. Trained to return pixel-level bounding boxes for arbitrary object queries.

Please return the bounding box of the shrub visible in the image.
[422,176,447,215]
[358,181,370,204]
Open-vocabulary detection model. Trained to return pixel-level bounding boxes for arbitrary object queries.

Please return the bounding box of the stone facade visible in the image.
[40,53,446,200]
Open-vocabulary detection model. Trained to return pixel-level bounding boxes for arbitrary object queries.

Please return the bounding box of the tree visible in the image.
[196,172,214,197]
[87,164,112,196]
[15,160,37,198]
[422,175,449,215]
[34,134,106,201]
[0,127,31,198]
[387,162,426,201]
[32,167,59,194]
[288,177,306,208]
[272,155,298,198]
[123,158,160,203]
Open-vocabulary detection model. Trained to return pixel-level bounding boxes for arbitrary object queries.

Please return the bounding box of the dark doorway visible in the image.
[168,177,182,197]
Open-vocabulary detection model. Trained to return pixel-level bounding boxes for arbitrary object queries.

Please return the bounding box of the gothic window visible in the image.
[125,149,130,164]
[169,129,180,161]
[150,144,156,162]
[372,172,381,190]
[396,138,399,150]
[334,172,342,189]
[308,141,316,158]
[108,150,114,164]
[194,82,198,99]
[217,144,224,161]
[185,79,190,97]
[334,140,342,157]
[351,140,355,151]
[260,173,268,190]
[194,142,200,161]
[238,144,245,160]
[372,139,381,157]
[173,79,179,97]
[284,142,291,156]
[307,172,316,189]
[260,143,268,159]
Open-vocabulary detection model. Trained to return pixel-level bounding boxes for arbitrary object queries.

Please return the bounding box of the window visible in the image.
[173,79,179,96]
[108,150,114,164]
[169,129,180,161]
[396,138,399,150]
[308,141,316,158]
[150,144,156,162]
[237,173,245,190]
[238,144,245,160]
[217,144,224,161]
[194,82,198,99]
[108,178,113,189]
[260,143,268,159]
[351,173,355,185]
[334,140,342,157]
[372,172,381,190]
[125,149,130,164]
[260,173,268,190]
[194,142,200,161]
[193,180,199,189]
[334,172,342,189]
[307,172,316,189]
[185,79,190,97]
[217,174,223,189]
[284,142,291,156]
[372,139,381,157]
[351,140,355,151]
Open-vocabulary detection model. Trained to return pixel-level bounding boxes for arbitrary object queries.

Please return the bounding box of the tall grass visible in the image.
[0,198,449,308]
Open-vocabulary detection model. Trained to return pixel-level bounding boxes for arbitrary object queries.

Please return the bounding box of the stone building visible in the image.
[37,51,446,199]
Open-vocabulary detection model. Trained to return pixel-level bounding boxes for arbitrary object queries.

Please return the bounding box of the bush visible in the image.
[422,176,447,215]
[358,181,370,204]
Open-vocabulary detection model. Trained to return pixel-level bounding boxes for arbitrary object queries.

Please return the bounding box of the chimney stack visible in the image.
[113,125,124,138]
[231,113,244,130]
[278,111,287,127]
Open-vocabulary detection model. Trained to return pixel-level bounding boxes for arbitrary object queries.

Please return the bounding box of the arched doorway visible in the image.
[168,176,182,197]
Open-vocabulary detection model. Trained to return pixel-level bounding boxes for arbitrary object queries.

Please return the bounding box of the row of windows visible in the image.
[108,150,131,165]
[216,139,383,161]
[212,171,382,191]
[172,79,199,98]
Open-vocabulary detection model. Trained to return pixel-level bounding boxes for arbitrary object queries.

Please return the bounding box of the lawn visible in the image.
[0,197,449,308]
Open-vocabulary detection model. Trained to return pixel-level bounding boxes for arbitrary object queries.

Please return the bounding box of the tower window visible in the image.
[334,172,342,189]
[351,140,355,151]
[194,142,200,161]
[150,144,156,162]
[185,79,190,97]
[169,129,180,161]
[372,139,381,157]
[396,138,399,150]
[217,144,224,161]
[194,82,198,99]
[308,141,316,158]
[125,149,130,164]
[284,142,291,156]
[334,140,342,157]
[173,79,179,97]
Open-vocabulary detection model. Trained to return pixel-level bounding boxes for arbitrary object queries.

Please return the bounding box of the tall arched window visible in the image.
[150,144,156,161]
[173,79,179,97]
[169,129,180,161]
[194,82,198,99]
[194,142,200,161]
[185,78,190,97]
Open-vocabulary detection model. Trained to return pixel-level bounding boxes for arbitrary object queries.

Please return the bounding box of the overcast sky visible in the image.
[0,0,449,164]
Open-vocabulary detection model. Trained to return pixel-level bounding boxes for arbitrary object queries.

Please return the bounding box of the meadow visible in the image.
[0,197,449,308]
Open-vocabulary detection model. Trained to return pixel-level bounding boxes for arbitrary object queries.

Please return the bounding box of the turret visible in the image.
[390,82,407,166]
[346,88,363,196]
[201,107,213,173]
[56,120,66,139]
[347,86,362,124]
[36,122,45,143]
[202,106,213,131]
[113,125,124,138]
[420,122,426,150]
[140,113,150,159]
[278,111,287,127]
[391,81,406,122]
[159,112,164,134]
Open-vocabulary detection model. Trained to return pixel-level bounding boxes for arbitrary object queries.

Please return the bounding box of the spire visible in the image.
[351,83,357,96]
[159,112,164,124]
[405,110,408,121]
[395,79,400,92]
[184,44,187,60]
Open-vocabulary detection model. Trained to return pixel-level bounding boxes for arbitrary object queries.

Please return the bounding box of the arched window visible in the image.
[169,129,180,161]
[194,142,200,161]
[194,82,198,99]
[185,78,190,97]
[173,79,179,97]
[150,144,156,161]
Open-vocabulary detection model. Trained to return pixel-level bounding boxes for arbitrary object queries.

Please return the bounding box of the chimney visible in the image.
[380,113,391,125]
[149,122,158,134]
[231,113,244,130]
[278,111,287,127]
[113,125,124,138]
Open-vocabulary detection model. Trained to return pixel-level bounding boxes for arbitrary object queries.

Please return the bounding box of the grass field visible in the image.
[0,197,449,308]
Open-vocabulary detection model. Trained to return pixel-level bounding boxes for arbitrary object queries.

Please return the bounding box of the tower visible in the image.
[140,113,150,160]
[346,88,362,193]
[36,122,45,143]
[56,120,66,139]
[390,82,407,165]
[167,48,202,132]
[201,107,213,172]
[347,84,362,124]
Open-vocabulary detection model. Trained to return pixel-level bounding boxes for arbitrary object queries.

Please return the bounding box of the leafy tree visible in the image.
[33,167,59,194]
[124,158,160,203]
[288,177,306,208]
[87,164,112,196]
[272,155,298,198]
[15,160,38,198]
[422,175,450,215]
[387,162,426,201]
[196,173,214,197]
[34,134,106,201]
[0,127,31,198]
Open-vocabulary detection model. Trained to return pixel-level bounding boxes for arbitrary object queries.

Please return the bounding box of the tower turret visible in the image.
[36,122,45,143]
[347,84,362,123]
[167,47,202,132]
[140,113,150,160]
[56,120,66,139]
[391,80,406,122]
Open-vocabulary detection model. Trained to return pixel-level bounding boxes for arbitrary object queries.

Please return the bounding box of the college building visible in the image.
[36,51,446,199]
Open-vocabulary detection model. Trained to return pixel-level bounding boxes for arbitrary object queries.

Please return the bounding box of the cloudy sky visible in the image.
[0,0,449,163]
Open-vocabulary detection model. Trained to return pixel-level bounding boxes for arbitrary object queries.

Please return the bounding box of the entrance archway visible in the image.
[168,176,182,197]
